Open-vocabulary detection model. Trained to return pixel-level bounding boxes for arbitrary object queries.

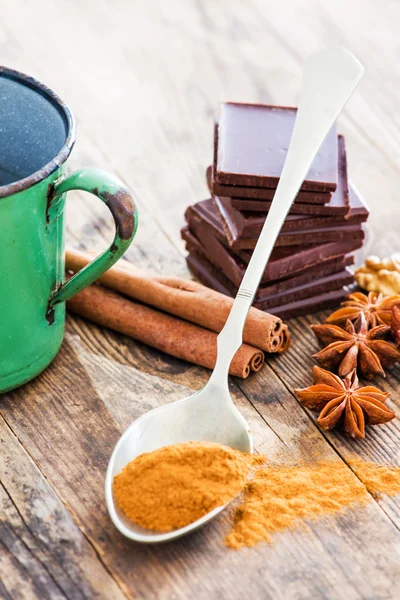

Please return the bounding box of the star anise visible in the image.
[311,312,400,379]
[294,366,395,439]
[326,291,400,328]
[391,306,400,347]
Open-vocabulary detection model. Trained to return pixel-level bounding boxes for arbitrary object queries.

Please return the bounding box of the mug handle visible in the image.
[47,167,137,312]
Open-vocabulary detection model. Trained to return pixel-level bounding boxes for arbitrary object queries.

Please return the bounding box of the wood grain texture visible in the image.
[0,417,126,599]
[3,324,400,600]
[1,1,400,599]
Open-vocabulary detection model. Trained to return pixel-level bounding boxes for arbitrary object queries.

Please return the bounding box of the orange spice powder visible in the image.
[112,442,400,547]
[348,458,400,497]
[226,458,400,549]
[225,460,367,548]
[113,441,261,532]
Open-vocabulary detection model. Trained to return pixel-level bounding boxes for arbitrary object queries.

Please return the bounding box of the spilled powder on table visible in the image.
[348,458,400,497]
[225,458,400,549]
[112,440,400,548]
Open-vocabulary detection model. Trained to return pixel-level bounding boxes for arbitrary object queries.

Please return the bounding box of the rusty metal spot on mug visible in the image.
[103,188,135,240]
[46,305,55,325]
[45,182,56,224]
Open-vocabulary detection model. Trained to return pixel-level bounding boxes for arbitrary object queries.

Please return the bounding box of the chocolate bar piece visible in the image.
[187,251,353,309]
[181,223,360,287]
[214,165,367,240]
[232,184,368,221]
[186,199,364,250]
[184,227,353,300]
[215,195,365,241]
[186,252,349,319]
[214,103,337,192]
[256,266,353,308]
[233,221,364,250]
[212,138,369,243]
[207,166,332,205]
[230,139,369,221]
[215,195,366,240]
[227,135,357,217]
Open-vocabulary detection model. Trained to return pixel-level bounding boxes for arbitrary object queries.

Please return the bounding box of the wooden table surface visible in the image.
[1,1,400,598]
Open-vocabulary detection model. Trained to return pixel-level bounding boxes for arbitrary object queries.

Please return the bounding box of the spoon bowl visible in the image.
[105,46,364,544]
[105,382,252,542]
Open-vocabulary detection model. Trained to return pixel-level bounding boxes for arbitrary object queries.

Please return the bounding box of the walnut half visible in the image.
[355,254,400,295]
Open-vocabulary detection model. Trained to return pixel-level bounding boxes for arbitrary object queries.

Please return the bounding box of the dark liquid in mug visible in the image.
[0,73,67,188]
[0,164,25,186]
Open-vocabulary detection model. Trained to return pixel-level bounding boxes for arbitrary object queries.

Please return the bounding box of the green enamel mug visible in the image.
[0,67,138,393]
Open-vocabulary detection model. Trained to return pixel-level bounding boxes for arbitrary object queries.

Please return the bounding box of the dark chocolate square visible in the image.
[214,103,338,192]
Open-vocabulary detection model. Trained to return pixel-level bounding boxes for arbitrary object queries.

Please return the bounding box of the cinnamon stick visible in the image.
[65,248,290,353]
[67,283,264,378]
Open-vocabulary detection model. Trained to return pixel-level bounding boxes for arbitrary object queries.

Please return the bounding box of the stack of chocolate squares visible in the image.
[182,102,369,320]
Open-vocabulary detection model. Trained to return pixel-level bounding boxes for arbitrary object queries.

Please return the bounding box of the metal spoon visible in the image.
[105,47,363,543]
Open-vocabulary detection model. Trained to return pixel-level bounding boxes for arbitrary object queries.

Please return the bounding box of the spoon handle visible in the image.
[211,47,364,381]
